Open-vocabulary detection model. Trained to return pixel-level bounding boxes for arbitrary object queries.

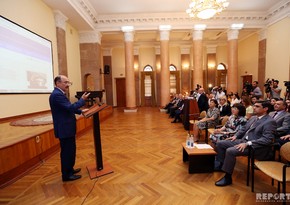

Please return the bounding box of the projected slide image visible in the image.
[0,16,54,94]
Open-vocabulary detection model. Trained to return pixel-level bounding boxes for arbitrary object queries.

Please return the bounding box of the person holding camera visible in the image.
[268,80,281,99]
[250,81,262,99]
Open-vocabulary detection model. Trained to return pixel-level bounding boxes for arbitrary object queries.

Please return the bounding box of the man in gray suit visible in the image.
[214,100,277,186]
[269,99,290,137]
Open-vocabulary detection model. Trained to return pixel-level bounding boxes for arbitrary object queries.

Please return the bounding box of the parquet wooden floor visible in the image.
[0,107,287,205]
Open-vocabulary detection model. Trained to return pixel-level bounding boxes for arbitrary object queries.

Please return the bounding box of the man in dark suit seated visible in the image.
[169,94,183,118]
[269,99,290,139]
[171,97,185,123]
[214,100,277,186]
[165,93,178,113]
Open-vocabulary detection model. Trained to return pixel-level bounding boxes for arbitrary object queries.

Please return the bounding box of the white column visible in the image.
[227,29,240,93]
[192,25,206,88]
[159,25,171,108]
[122,26,137,112]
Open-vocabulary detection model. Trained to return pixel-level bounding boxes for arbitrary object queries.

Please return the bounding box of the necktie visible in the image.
[245,117,259,141]
[272,112,278,119]
[250,117,259,128]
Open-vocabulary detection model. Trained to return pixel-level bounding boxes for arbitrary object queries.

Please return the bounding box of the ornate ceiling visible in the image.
[43,0,290,48]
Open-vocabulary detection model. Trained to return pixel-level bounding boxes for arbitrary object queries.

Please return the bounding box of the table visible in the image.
[182,143,217,173]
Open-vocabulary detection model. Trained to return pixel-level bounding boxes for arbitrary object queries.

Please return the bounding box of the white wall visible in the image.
[0,0,57,118]
[66,24,82,102]
[111,47,125,106]
[0,0,83,118]
[238,33,259,92]
[266,17,290,97]
[139,47,156,70]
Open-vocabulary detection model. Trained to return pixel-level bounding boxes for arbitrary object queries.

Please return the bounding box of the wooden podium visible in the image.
[183,99,199,130]
[83,103,113,179]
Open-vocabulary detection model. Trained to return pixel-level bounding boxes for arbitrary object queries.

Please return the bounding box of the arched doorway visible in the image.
[140,65,156,106]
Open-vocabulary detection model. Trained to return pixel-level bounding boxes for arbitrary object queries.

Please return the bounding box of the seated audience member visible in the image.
[215,87,226,103]
[269,97,279,113]
[230,92,241,107]
[227,92,233,103]
[197,87,209,112]
[241,87,249,97]
[251,96,258,105]
[286,99,290,112]
[168,94,183,118]
[269,99,290,138]
[214,100,277,186]
[241,96,254,119]
[218,96,231,118]
[210,103,247,144]
[165,93,178,113]
[192,99,220,142]
[277,134,290,146]
[208,93,215,106]
[171,97,185,123]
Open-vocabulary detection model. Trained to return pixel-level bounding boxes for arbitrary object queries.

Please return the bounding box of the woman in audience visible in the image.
[227,92,233,103]
[251,96,258,105]
[286,99,290,112]
[241,96,254,119]
[230,92,241,107]
[210,103,247,144]
[192,99,220,142]
[218,96,231,118]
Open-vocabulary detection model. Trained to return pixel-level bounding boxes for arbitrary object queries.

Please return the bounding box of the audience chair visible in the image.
[251,142,290,204]
[199,110,207,119]
[208,115,229,135]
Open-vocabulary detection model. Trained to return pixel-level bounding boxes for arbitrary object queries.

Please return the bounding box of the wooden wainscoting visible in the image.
[0,106,113,188]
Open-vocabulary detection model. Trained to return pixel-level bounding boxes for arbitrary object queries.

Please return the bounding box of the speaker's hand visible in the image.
[81,92,90,100]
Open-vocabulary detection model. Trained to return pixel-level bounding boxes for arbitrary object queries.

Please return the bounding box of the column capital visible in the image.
[79,31,102,44]
[122,26,134,42]
[159,25,171,41]
[53,10,68,30]
[192,30,204,41]
[258,29,267,41]
[227,29,240,40]
[123,32,134,42]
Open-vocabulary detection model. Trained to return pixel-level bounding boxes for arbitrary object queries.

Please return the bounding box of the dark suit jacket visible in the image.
[236,115,277,148]
[219,104,231,117]
[235,114,277,160]
[269,110,290,137]
[49,88,85,139]
[197,93,208,112]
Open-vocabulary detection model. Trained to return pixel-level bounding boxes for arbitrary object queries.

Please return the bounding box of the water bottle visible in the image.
[190,134,194,148]
[186,133,191,148]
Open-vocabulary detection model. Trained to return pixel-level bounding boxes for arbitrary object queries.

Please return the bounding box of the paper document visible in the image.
[195,144,213,149]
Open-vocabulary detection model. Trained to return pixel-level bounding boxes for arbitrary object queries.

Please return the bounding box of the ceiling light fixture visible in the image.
[186,0,229,20]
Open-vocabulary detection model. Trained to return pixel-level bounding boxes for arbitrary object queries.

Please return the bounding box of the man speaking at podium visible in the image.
[49,75,90,182]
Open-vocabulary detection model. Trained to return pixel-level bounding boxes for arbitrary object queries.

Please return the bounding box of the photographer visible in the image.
[268,79,281,99]
[284,81,290,100]
[250,81,262,99]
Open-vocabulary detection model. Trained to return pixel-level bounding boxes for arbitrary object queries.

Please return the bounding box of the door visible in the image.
[141,71,156,106]
[116,78,126,107]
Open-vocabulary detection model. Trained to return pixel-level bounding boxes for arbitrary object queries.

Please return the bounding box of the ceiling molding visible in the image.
[71,0,290,33]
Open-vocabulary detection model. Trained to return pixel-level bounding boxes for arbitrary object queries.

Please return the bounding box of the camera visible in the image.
[284,81,290,87]
[284,81,290,92]
[264,78,274,93]
[243,81,252,95]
